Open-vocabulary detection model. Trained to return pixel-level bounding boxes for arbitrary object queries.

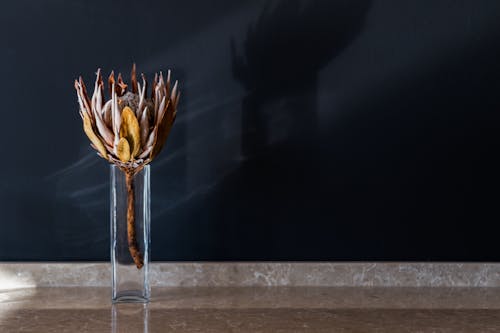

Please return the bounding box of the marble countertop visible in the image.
[2,262,500,287]
[1,287,500,332]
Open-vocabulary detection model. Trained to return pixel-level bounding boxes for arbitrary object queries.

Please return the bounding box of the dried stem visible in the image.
[125,171,144,269]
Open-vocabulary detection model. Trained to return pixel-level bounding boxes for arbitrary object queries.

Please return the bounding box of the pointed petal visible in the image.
[156,96,167,127]
[102,100,112,127]
[91,77,99,113]
[150,100,176,159]
[116,137,131,162]
[78,77,92,119]
[108,71,115,96]
[151,73,158,99]
[141,73,148,97]
[94,86,103,115]
[171,80,178,103]
[140,106,150,147]
[112,84,121,137]
[117,72,127,96]
[93,69,101,106]
[97,69,104,105]
[145,128,156,148]
[137,81,142,103]
[166,69,171,92]
[119,106,141,158]
[174,91,181,109]
[83,112,108,159]
[75,83,87,114]
[130,63,138,93]
[75,82,93,123]
[158,71,164,90]
[137,145,152,159]
[154,86,160,115]
[94,109,114,146]
[138,80,146,114]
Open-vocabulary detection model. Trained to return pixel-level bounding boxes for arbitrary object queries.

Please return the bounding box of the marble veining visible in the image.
[0,262,499,288]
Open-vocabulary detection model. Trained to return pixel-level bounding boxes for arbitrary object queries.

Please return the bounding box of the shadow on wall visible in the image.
[231,0,372,156]
[193,0,372,259]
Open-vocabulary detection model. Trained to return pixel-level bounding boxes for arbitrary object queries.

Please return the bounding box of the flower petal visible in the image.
[171,80,178,103]
[145,128,156,149]
[117,73,127,96]
[156,96,167,127]
[116,137,131,162]
[150,100,177,159]
[151,73,158,99]
[166,69,171,92]
[137,145,152,159]
[102,100,112,127]
[174,91,181,109]
[140,106,150,148]
[138,76,147,117]
[119,106,141,158]
[79,77,92,115]
[94,110,114,146]
[112,84,121,138]
[83,112,108,159]
[130,63,138,93]
[108,71,115,96]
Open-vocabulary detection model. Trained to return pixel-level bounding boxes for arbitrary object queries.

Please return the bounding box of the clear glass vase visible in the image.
[110,165,151,303]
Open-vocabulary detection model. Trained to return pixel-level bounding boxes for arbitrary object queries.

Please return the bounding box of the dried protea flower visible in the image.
[74,64,180,171]
[74,64,180,269]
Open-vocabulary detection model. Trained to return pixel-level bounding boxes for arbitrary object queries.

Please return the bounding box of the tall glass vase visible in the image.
[110,165,151,303]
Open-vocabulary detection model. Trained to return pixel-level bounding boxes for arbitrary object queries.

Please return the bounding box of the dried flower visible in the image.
[74,64,180,269]
[74,64,180,173]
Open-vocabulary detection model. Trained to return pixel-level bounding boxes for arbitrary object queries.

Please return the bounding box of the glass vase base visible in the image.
[113,291,150,304]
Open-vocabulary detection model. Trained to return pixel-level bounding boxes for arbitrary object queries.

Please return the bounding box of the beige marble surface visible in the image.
[1,262,499,288]
[1,287,500,332]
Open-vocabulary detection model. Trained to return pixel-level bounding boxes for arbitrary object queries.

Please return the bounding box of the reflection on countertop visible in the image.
[1,287,500,332]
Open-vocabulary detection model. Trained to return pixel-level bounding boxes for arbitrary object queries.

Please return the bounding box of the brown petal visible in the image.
[97,68,104,92]
[108,71,115,96]
[151,73,158,99]
[119,106,141,158]
[174,91,181,109]
[171,80,178,103]
[83,112,108,159]
[140,106,150,148]
[145,128,156,148]
[158,71,164,89]
[150,101,176,160]
[78,77,92,119]
[102,100,112,127]
[137,145,152,159]
[166,69,171,92]
[156,96,167,127]
[130,63,138,93]
[116,137,131,162]
[76,83,97,139]
[111,84,121,137]
[154,86,160,114]
[94,110,114,146]
[117,73,128,96]
[97,69,104,105]
[75,81,88,116]
[137,80,146,116]
[141,73,148,99]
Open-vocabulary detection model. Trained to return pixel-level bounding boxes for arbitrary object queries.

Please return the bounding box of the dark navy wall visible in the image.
[1,0,500,260]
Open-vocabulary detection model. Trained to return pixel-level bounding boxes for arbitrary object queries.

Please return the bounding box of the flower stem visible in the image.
[125,171,144,269]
